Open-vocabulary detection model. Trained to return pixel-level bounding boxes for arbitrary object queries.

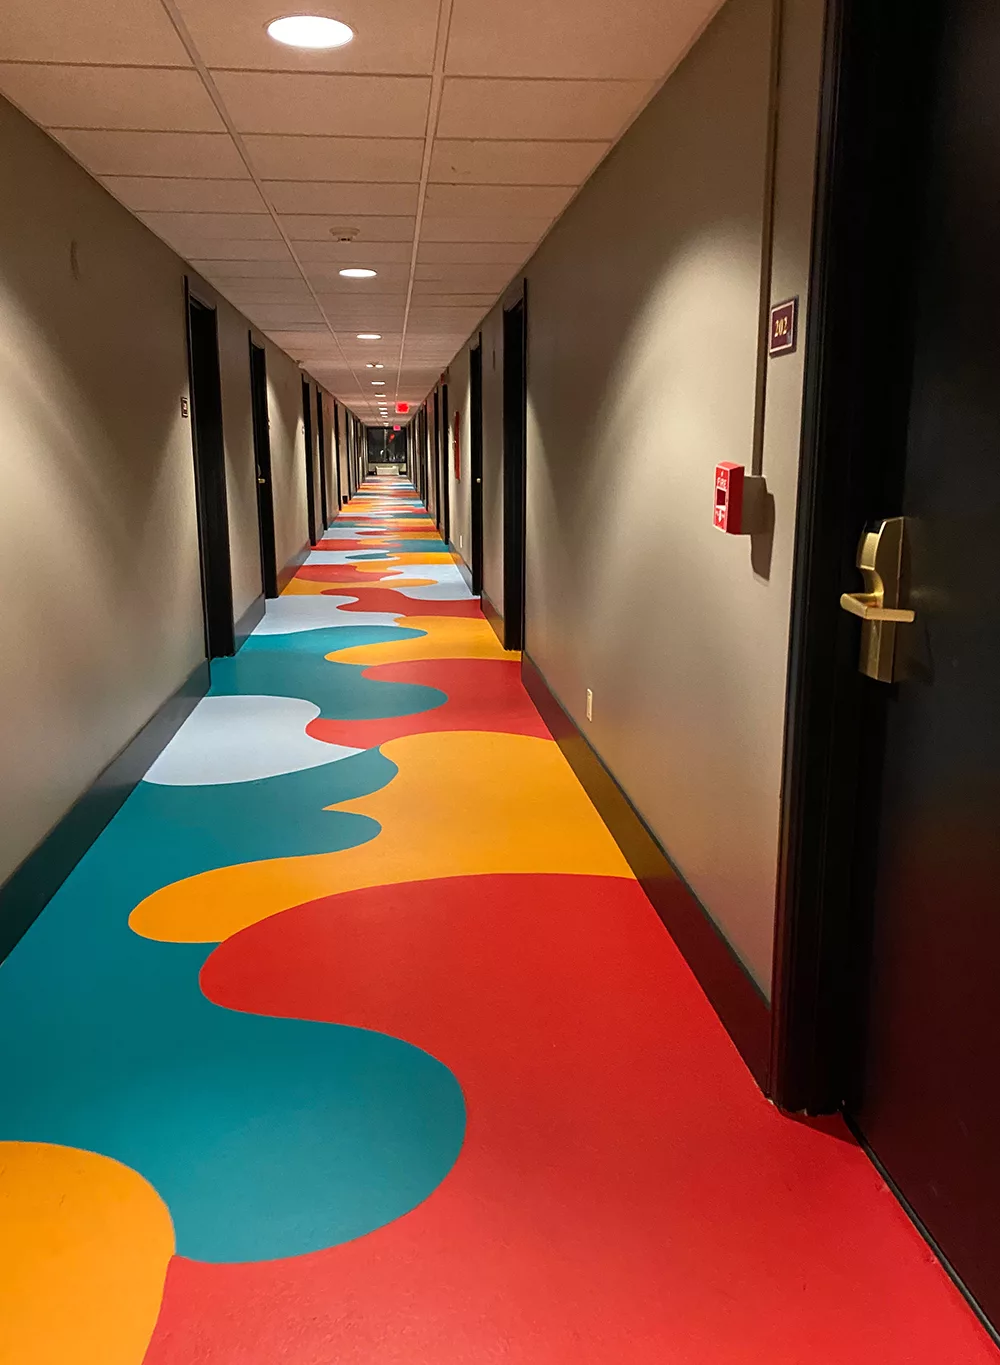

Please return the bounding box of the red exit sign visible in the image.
[396,402,410,414]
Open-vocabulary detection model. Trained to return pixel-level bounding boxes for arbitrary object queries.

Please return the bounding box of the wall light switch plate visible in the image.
[586,689,593,722]
[180,396,189,419]
[459,534,463,549]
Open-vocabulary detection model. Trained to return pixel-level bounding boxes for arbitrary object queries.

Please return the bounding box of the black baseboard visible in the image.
[276,541,310,594]
[521,652,771,1090]
[234,592,265,648]
[0,659,210,965]
[481,591,504,645]
[448,542,474,591]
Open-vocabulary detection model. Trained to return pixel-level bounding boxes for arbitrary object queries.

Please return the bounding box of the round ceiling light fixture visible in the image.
[357,333,381,340]
[266,15,355,49]
[339,267,376,279]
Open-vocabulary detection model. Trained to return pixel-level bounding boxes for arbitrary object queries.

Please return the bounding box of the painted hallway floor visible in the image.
[0,477,996,1365]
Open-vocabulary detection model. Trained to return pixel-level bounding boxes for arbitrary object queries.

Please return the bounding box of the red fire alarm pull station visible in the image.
[714,462,744,533]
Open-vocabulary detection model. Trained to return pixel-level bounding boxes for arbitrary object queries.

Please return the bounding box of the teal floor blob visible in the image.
[0,620,467,1265]
[210,627,443,719]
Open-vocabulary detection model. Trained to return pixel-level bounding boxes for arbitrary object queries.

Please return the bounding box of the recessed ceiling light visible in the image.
[357,333,381,340]
[339,268,377,279]
[266,15,354,49]
[372,380,385,385]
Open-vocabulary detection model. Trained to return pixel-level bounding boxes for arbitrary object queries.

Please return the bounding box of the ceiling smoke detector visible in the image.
[329,226,360,242]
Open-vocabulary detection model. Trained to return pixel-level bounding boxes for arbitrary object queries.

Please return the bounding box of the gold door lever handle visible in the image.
[839,592,915,623]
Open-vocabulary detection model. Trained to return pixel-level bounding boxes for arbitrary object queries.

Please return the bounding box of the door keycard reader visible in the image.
[714,462,744,534]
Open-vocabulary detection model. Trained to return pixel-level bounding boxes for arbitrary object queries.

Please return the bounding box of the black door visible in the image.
[332,398,344,507]
[470,340,484,597]
[249,338,277,599]
[302,377,318,546]
[316,389,328,531]
[502,296,527,651]
[440,382,450,546]
[843,0,1000,1332]
[431,388,441,530]
[186,288,234,659]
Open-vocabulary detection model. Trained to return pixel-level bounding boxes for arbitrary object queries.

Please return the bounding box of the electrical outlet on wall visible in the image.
[586,689,593,722]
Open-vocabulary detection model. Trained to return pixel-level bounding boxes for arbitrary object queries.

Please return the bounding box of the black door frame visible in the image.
[316,387,328,532]
[302,377,318,545]
[248,336,278,599]
[470,337,484,596]
[185,282,235,659]
[441,381,451,547]
[432,387,442,531]
[770,0,948,1115]
[333,398,345,507]
[502,292,527,651]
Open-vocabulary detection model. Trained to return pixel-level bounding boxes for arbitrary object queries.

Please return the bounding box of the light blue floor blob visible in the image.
[0,627,466,1264]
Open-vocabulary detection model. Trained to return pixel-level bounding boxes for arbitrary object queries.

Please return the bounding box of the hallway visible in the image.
[0,477,993,1364]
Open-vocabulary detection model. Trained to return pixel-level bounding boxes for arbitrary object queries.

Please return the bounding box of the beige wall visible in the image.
[214,298,261,624]
[0,96,311,890]
[480,306,505,613]
[446,350,473,566]
[0,98,205,886]
[320,388,340,515]
[334,398,348,505]
[520,0,824,994]
[264,338,309,570]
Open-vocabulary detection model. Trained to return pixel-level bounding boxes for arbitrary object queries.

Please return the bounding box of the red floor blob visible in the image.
[296,563,407,585]
[323,586,481,618]
[306,659,550,746]
[311,538,394,550]
[145,874,998,1365]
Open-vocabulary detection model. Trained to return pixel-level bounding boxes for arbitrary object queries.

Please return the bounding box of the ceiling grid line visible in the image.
[0,0,730,422]
[155,0,369,411]
[393,0,455,409]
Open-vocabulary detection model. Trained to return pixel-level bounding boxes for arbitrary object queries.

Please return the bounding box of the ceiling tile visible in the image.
[423,183,574,217]
[408,291,498,306]
[167,239,294,261]
[431,139,608,186]
[139,211,279,241]
[263,181,419,215]
[446,0,723,79]
[280,216,415,244]
[244,135,423,183]
[407,306,487,324]
[418,241,531,264]
[0,64,223,133]
[102,176,267,213]
[412,266,511,288]
[190,258,300,278]
[215,280,314,301]
[0,0,190,64]
[268,330,345,350]
[420,216,551,243]
[174,0,440,74]
[437,77,652,140]
[246,303,324,325]
[52,129,246,179]
[212,72,430,137]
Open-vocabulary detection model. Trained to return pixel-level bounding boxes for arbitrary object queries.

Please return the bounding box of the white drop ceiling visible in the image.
[0,0,722,422]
